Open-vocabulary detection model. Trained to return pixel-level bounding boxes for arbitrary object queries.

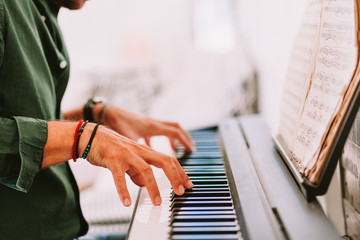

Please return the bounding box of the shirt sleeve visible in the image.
[0,0,5,67]
[0,117,48,193]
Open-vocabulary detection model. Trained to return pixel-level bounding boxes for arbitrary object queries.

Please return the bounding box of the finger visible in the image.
[140,150,189,195]
[111,171,132,207]
[169,138,177,151]
[133,158,162,205]
[127,168,146,187]
[171,157,194,189]
[165,127,195,152]
[162,121,195,147]
[144,136,151,147]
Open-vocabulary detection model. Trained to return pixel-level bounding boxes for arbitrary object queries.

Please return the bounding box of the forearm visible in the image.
[42,121,95,168]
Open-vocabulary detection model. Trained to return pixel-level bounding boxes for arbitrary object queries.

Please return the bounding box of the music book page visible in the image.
[278,0,359,183]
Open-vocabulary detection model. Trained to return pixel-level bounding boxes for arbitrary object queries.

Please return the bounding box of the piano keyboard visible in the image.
[127,129,242,240]
[170,129,241,240]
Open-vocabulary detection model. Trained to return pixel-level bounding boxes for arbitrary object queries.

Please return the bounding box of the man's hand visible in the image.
[100,105,195,152]
[83,124,194,207]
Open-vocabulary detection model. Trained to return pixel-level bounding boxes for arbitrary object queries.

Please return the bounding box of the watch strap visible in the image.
[84,98,104,122]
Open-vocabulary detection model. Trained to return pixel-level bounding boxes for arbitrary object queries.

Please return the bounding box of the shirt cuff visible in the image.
[12,116,48,192]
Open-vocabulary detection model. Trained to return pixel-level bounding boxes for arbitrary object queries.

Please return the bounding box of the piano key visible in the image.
[185,184,229,189]
[172,206,234,212]
[171,234,240,240]
[190,148,220,153]
[172,196,232,202]
[190,179,228,185]
[181,166,225,170]
[172,191,231,198]
[192,142,219,147]
[183,168,225,171]
[184,188,230,194]
[190,134,217,138]
[180,161,224,166]
[189,176,227,180]
[180,158,223,162]
[180,157,223,161]
[171,215,237,222]
[177,148,220,153]
[172,210,235,216]
[182,147,220,153]
[190,130,216,135]
[171,200,233,209]
[171,226,240,234]
[185,172,226,176]
[172,222,237,227]
[180,153,223,159]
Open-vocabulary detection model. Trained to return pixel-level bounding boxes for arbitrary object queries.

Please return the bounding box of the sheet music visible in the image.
[279,0,358,182]
[279,0,323,149]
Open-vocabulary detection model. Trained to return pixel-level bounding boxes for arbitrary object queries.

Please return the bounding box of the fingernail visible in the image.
[124,198,131,206]
[155,195,162,205]
[178,185,185,195]
[185,180,194,189]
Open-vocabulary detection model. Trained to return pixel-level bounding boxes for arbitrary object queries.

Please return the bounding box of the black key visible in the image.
[180,161,223,166]
[171,234,240,240]
[171,200,233,209]
[191,179,228,185]
[178,148,220,153]
[191,134,217,139]
[180,153,223,159]
[185,145,220,151]
[185,184,229,189]
[172,206,234,212]
[173,196,232,202]
[178,158,224,163]
[172,210,235,216]
[185,171,226,176]
[192,142,219,147]
[172,222,237,227]
[171,226,240,235]
[172,191,230,199]
[171,215,237,222]
[189,176,227,180]
[181,166,225,170]
[184,188,230,193]
[180,158,223,162]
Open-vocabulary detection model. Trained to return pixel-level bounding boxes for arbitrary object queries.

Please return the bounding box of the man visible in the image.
[0,0,194,239]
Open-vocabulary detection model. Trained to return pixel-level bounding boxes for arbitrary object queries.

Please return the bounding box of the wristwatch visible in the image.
[83,97,106,122]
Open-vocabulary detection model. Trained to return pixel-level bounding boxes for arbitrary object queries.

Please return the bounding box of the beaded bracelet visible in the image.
[75,121,89,160]
[82,124,100,159]
[72,120,84,162]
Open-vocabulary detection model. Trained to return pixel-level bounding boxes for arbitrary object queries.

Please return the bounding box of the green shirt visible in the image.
[0,0,88,239]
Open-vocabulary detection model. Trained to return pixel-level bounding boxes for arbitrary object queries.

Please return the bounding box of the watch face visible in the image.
[91,97,106,104]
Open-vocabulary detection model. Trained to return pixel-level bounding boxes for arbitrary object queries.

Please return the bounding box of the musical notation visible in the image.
[279,0,358,182]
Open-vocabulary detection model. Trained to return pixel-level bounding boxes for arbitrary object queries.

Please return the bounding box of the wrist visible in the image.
[43,121,80,168]
[92,102,106,123]
[83,97,106,122]
[77,122,97,159]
